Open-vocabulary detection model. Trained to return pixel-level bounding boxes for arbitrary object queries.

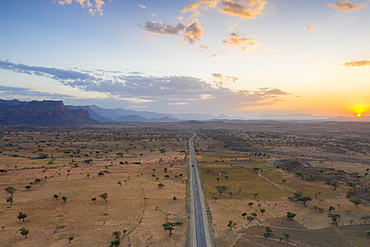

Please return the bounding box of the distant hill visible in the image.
[0,99,97,126]
[87,105,171,121]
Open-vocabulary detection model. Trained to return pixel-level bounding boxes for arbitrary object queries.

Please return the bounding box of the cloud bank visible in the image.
[0,60,290,113]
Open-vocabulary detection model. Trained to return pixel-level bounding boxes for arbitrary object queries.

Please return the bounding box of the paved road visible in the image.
[189,134,212,247]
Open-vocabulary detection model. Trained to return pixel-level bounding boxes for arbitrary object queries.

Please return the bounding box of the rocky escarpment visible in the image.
[0,99,97,126]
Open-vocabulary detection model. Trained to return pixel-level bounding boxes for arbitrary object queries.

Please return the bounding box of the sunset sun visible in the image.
[357,113,362,117]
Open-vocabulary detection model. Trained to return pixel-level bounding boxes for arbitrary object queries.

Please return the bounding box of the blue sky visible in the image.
[0,0,369,117]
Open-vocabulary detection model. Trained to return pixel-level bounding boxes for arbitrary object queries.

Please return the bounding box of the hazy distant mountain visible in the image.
[87,105,171,121]
[0,99,97,126]
[258,113,329,120]
[115,115,148,122]
[171,113,237,120]
[66,105,112,122]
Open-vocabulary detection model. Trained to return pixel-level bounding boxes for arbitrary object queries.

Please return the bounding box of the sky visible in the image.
[0,0,369,118]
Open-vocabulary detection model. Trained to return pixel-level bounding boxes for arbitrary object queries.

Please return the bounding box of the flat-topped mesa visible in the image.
[0,99,97,126]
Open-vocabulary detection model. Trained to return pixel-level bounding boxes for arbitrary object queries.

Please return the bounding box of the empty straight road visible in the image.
[189,133,212,247]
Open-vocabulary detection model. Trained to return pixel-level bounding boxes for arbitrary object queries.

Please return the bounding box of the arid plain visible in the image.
[1,121,369,246]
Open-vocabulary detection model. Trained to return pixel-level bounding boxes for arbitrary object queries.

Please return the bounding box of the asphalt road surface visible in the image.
[189,134,212,247]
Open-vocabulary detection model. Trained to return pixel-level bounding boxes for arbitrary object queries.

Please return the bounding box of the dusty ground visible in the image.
[0,152,188,247]
[199,157,370,247]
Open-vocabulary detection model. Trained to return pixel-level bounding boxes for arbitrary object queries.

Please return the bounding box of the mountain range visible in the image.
[0,99,368,127]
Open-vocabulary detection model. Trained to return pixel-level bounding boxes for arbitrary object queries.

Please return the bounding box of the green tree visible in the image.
[62,196,67,203]
[112,231,121,239]
[53,194,59,200]
[286,212,297,221]
[241,212,247,218]
[247,216,255,223]
[100,193,108,202]
[17,212,27,221]
[6,197,14,205]
[349,199,362,209]
[227,220,237,230]
[248,202,254,207]
[328,206,335,213]
[260,208,266,215]
[19,228,29,238]
[253,193,259,199]
[5,186,17,197]
[366,231,370,237]
[68,236,74,244]
[110,239,121,247]
[91,197,97,203]
[173,196,177,202]
[284,232,290,242]
[298,196,312,207]
[214,185,229,196]
[162,222,183,235]
[328,213,341,226]
[265,226,272,237]
[25,185,32,191]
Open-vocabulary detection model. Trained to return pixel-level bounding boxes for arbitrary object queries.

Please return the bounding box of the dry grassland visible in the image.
[0,127,189,247]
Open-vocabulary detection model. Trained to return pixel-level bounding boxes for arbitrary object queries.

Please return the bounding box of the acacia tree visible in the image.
[328,213,341,226]
[112,231,121,239]
[62,196,67,203]
[227,220,236,230]
[7,197,14,205]
[100,193,108,202]
[298,196,312,207]
[68,236,74,244]
[158,183,165,189]
[253,193,259,199]
[328,206,335,213]
[5,186,17,197]
[214,185,229,196]
[19,228,29,238]
[17,212,27,221]
[162,222,183,236]
[286,212,297,221]
[284,232,290,242]
[110,239,121,247]
[349,199,362,209]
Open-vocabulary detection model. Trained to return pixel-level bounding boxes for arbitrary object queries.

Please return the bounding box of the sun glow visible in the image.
[350,105,368,117]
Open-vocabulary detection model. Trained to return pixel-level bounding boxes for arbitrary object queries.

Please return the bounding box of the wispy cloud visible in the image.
[0,60,291,113]
[220,0,266,18]
[304,23,318,31]
[55,0,106,15]
[143,21,203,44]
[182,0,266,19]
[343,60,370,67]
[138,4,146,9]
[222,32,260,51]
[327,1,363,12]
[142,21,186,35]
[212,73,239,84]
[209,50,226,57]
[0,85,74,99]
